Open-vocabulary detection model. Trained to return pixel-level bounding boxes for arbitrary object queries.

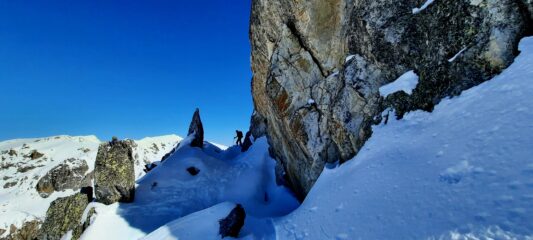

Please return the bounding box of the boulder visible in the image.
[38,193,89,240]
[187,108,204,148]
[0,220,41,240]
[218,204,246,238]
[94,138,135,205]
[35,158,90,198]
[250,0,533,199]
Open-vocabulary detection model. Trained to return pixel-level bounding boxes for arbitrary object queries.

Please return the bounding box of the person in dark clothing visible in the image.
[235,130,243,146]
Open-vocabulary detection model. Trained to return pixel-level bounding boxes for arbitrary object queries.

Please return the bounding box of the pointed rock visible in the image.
[187,108,204,148]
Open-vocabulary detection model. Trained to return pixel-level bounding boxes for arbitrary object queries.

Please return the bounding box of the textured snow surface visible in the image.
[379,70,419,97]
[80,137,299,239]
[276,37,533,239]
[0,135,180,237]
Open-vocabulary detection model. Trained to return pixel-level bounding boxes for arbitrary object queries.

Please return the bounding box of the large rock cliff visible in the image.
[250,0,532,199]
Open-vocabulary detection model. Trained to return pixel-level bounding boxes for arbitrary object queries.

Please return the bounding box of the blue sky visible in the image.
[0,0,253,146]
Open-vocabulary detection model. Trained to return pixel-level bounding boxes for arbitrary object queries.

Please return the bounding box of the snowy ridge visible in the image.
[80,136,299,239]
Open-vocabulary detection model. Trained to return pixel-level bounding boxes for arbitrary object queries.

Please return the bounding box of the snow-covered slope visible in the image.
[80,136,299,240]
[275,37,533,239]
[0,134,181,237]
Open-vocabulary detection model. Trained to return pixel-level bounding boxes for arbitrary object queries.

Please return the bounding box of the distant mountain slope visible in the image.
[0,135,181,238]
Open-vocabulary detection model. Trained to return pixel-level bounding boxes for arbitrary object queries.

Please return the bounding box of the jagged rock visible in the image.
[36,158,90,198]
[250,0,532,199]
[38,193,89,240]
[187,108,204,148]
[0,220,41,240]
[94,138,135,205]
[218,204,246,238]
[240,132,253,152]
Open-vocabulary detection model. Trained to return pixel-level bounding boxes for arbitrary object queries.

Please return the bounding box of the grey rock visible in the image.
[249,110,267,139]
[250,0,532,199]
[187,108,204,148]
[36,158,90,198]
[94,138,135,205]
[38,193,89,240]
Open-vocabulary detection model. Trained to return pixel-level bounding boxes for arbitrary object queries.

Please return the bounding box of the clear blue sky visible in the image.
[0,0,253,146]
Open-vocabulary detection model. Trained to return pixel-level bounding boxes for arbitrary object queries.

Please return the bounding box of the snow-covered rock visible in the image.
[0,135,181,239]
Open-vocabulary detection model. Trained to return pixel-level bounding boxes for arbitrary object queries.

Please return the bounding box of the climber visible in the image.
[234,130,243,146]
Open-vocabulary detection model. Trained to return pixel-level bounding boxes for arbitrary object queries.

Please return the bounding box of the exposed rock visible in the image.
[249,110,267,139]
[80,186,94,202]
[25,150,44,160]
[240,132,253,152]
[35,158,90,198]
[7,149,17,157]
[250,0,532,199]
[38,193,89,240]
[0,220,41,240]
[218,204,246,238]
[3,182,17,189]
[187,108,204,148]
[94,138,135,205]
[186,166,200,176]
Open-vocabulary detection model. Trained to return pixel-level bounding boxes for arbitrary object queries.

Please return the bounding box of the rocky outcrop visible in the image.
[187,108,204,148]
[38,193,89,240]
[94,137,135,205]
[0,220,41,240]
[250,0,532,199]
[36,158,91,198]
[218,204,246,238]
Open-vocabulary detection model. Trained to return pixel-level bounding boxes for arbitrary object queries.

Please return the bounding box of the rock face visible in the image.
[94,138,135,205]
[187,108,204,148]
[250,0,532,199]
[38,193,89,240]
[218,204,246,238]
[36,158,91,198]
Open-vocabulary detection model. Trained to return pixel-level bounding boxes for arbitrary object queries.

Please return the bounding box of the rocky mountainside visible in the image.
[249,0,533,199]
[0,135,180,239]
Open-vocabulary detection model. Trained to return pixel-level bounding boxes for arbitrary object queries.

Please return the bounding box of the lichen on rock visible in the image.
[94,137,135,205]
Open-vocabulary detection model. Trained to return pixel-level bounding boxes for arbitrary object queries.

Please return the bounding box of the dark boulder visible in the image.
[94,138,135,205]
[218,204,246,238]
[38,193,89,240]
[25,150,44,160]
[187,108,204,148]
[186,166,200,176]
[35,158,90,198]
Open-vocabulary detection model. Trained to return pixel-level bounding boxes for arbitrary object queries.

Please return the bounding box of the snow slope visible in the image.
[0,134,181,237]
[275,37,533,239]
[80,136,299,240]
